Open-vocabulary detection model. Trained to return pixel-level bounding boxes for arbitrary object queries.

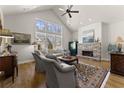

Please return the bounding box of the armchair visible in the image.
[40,56,76,88]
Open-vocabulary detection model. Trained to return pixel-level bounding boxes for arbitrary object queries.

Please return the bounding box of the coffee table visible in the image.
[58,56,78,64]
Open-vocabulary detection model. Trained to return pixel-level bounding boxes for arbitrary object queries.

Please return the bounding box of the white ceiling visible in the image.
[0,5,55,15]
[1,5,124,32]
[54,5,124,31]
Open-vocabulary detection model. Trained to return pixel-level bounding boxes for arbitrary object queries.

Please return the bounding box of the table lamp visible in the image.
[116,36,124,52]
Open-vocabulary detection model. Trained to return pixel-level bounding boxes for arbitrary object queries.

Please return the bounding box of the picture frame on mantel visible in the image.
[12,32,31,45]
[82,29,95,43]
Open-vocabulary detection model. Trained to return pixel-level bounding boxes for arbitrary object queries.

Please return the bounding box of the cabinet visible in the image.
[111,53,124,76]
[0,55,18,82]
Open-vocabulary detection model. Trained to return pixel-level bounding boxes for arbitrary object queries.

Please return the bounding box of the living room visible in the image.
[0,5,124,88]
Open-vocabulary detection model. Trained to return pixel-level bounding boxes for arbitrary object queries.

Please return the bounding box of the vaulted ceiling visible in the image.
[1,5,124,32]
[0,5,55,15]
[53,5,124,32]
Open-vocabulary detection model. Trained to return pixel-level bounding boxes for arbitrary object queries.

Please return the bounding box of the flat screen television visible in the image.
[69,41,78,56]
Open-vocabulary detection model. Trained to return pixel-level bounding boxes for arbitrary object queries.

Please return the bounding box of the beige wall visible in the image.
[4,10,72,64]
[78,22,102,43]
[72,22,110,61]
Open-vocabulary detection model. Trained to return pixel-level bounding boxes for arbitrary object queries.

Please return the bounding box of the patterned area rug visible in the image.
[75,63,108,88]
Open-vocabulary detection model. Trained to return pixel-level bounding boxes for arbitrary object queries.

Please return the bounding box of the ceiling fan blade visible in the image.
[61,12,67,16]
[69,5,73,10]
[70,11,79,13]
[59,8,65,11]
[68,13,72,18]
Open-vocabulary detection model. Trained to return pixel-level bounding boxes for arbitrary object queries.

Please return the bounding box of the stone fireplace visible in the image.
[78,42,101,61]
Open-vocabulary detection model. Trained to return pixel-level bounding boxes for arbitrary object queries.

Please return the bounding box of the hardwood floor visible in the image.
[105,73,124,88]
[0,58,124,88]
[0,62,46,88]
[78,57,110,70]
[79,58,124,88]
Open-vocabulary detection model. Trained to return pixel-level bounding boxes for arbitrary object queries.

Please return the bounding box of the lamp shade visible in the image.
[116,36,124,43]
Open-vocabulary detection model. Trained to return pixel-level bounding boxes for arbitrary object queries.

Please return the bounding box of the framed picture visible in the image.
[82,29,95,43]
[12,32,31,45]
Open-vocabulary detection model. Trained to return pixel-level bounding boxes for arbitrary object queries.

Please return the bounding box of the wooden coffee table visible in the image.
[58,56,78,64]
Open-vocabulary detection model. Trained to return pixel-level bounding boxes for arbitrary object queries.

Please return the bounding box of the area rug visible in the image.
[75,63,108,88]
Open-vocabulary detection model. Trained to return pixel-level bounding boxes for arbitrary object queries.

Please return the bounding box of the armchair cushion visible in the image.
[46,54,57,61]
[58,63,76,73]
[45,54,62,64]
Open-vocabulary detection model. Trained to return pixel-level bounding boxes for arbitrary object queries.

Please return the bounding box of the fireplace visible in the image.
[82,50,93,57]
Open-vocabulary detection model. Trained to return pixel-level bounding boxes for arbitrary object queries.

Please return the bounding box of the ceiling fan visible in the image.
[59,5,79,18]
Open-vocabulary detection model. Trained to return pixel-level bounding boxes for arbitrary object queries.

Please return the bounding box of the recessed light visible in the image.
[66,21,71,25]
[88,18,92,22]
[80,22,83,25]
[59,8,64,11]
[67,20,70,23]
[67,20,70,22]
[68,23,71,26]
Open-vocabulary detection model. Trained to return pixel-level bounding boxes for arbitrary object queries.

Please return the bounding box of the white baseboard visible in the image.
[101,58,110,61]
[100,71,110,88]
[18,59,34,64]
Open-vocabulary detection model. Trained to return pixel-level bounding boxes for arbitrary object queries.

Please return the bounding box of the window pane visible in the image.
[36,20,46,31]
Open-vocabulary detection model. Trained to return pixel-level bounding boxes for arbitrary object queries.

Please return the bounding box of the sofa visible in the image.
[32,53,46,72]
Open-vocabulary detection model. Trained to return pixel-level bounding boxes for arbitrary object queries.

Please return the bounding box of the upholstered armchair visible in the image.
[32,53,45,72]
[40,55,76,88]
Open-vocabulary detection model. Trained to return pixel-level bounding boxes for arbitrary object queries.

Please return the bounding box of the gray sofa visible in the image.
[32,52,76,88]
[32,53,45,72]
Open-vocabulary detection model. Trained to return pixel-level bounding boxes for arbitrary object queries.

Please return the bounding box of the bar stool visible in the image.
[0,71,5,88]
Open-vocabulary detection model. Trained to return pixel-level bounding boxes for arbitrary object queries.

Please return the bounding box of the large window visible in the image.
[35,19,62,50]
